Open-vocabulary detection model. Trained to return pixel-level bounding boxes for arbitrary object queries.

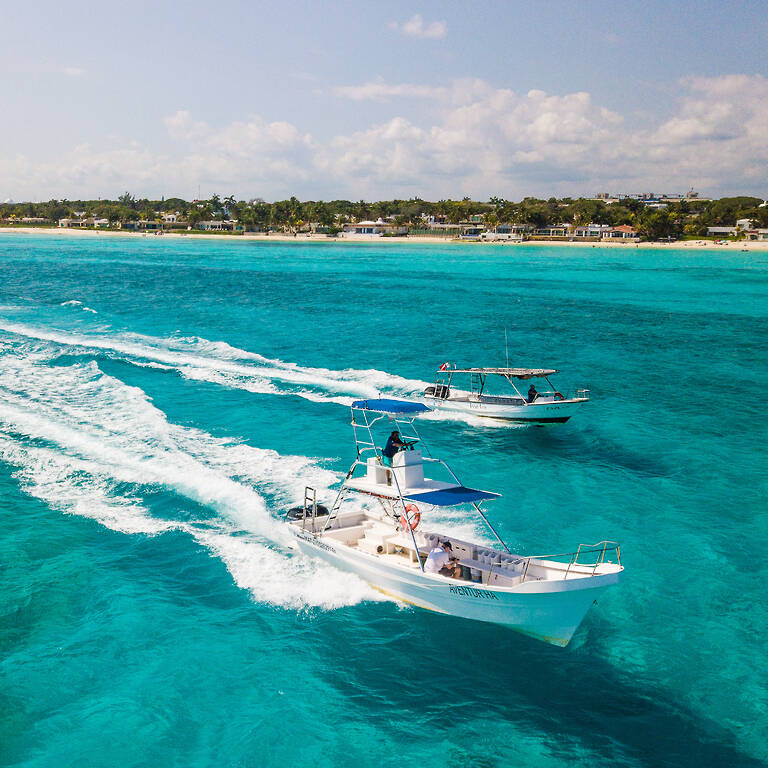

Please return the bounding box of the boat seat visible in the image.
[325,525,367,545]
[358,535,387,555]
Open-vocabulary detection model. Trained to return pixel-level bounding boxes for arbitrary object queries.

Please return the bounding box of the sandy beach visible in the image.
[2,225,767,250]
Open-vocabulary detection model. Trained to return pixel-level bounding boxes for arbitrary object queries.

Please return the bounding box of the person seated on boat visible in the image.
[424,541,461,578]
[382,430,407,466]
[527,384,539,403]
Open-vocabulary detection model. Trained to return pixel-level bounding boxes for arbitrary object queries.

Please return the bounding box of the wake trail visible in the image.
[0,350,379,610]
[0,319,425,406]
[0,319,516,428]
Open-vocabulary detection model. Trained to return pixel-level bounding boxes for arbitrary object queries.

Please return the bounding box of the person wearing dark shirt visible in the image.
[527,384,538,403]
[382,430,406,466]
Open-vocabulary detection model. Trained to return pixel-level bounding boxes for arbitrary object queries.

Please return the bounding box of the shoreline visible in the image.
[1,226,767,251]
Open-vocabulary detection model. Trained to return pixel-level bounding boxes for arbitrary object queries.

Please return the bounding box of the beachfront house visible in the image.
[459,225,485,240]
[197,220,237,231]
[603,225,639,241]
[531,225,569,239]
[343,218,407,236]
[481,224,528,242]
[346,219,383,235]
[59,216,101,228]
[574,224,611,240]
[707,226,737,237]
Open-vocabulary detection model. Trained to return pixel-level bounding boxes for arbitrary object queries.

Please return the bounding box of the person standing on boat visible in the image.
[382,430,407,486]
[424,541,461,578]
[527,384,538,403]
[382,430,406,466]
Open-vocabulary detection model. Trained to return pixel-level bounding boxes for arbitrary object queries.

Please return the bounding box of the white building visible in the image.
[574,224,611,238]
[346,219,383,235]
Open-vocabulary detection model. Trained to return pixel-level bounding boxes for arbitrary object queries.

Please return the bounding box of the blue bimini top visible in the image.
[405,486,501,507]
[351,398,431,415]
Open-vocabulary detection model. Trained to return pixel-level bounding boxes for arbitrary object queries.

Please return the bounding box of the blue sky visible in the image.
[1,0,767,201]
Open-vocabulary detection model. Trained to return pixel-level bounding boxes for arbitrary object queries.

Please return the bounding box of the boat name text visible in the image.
[449,585,498,600]
[297,531,335,553]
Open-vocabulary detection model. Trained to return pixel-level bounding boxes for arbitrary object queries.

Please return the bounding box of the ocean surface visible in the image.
[1,232,766,767]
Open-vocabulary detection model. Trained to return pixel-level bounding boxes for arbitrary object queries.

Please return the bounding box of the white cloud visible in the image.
[333,80,442,102]
[334,77,502,105]
[389,14,447,40]
[63,67,87,77]
[326,75,768,198]
[2,75,767,200]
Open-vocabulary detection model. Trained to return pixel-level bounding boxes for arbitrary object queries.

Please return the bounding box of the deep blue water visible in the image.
[1,232,767,767]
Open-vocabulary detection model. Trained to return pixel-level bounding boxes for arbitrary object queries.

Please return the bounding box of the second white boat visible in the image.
[422,365,589,423]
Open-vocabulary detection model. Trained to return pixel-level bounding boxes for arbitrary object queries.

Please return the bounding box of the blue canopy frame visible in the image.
[330,394,510,561]
[351,398,430,415]
[405,486,501,507]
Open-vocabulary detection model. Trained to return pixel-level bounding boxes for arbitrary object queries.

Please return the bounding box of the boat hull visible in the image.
[292,528,619,646]
[422,397,587,423]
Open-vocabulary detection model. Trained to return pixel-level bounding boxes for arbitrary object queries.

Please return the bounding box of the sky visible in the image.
[1,0,767,202]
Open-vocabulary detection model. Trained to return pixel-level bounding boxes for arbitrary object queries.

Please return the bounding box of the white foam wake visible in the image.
[0,350,380,610]
[0,319,426,406]
[60,299,98,313]
[0,320,521,431]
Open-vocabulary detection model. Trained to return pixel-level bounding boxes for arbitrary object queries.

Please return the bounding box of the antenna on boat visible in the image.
[504,327,509,368]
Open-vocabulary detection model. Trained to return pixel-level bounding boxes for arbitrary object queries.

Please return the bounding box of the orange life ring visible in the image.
[399,504,421,531]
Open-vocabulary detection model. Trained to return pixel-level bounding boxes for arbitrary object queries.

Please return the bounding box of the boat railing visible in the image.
[520,541,620,581]
[576,388,590,400]
[325,455,426,567]
[298,486,318,532]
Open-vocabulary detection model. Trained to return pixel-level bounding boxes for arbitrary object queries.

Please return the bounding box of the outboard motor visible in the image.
[434,384,450,399]
[286,504,329,521]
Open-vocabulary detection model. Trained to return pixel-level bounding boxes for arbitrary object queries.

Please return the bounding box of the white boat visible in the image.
[421,365,589,423]
[286,398,621,646]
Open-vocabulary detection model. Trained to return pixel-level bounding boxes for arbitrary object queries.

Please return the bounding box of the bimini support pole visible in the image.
[472,502,510,553]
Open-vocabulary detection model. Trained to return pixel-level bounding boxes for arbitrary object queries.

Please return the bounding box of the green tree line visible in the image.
[1,193,766,238]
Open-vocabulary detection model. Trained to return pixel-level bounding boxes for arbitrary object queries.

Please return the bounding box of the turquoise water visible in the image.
[1,233,767,767]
